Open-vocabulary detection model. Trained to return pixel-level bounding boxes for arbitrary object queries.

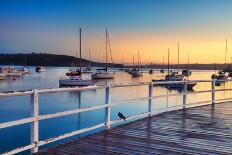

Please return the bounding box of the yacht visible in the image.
[59,76,93,86]
[152,48,197,90]
[60,28,94,86]
[36,66,46,72]
[17,66,30,74]
[92,68,114,79]
[91,28,115,79]
[130,68,143,77]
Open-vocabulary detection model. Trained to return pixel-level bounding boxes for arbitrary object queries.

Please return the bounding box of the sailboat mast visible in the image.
[79,28,82,70]
[133,54,134,68]
[168,48,170,75]
[24,53,27,67]
[88,48,91,67]
[225,39,227,66]
[177,42,179,69]
[106,28,108,64]
[162,56,164,69]
[75,31,78,68]
[188,51,189,69]
[138,51,139,67]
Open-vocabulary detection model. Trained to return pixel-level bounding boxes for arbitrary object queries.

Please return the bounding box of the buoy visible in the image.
[13,77,16,80]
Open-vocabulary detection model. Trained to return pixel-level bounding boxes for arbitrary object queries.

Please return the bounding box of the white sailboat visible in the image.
[83,48,93,73]
[59,28,93,86]
[131,51,143,77]
[91,28,114,79]
[18,54,30,74]
[182,51,192,76]
[153,48,197,90]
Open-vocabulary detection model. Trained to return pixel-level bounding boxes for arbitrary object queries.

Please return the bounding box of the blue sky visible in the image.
[1,0,232,63]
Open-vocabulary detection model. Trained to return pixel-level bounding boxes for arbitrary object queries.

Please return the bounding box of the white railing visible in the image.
[1,79,232,155]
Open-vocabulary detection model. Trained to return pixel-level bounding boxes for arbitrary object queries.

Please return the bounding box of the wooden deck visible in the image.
[36,102,232,155]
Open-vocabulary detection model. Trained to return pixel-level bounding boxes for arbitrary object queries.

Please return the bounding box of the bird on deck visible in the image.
[118,112,126,121]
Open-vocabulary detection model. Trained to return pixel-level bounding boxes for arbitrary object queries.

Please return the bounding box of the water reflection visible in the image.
[1,68,232,154]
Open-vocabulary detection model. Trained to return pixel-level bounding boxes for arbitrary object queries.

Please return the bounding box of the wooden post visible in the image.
[31,89,39,153]
[183,81,187,109]
[105,85,111,129]
[211,80,215,105]
[148,82,153,116]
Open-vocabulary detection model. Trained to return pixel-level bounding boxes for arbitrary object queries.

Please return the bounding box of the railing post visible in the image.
[183,81,187,109]
[105,85,111,129]
[148,82,153,116]
[31,89,39,153]
[211,80,215,105]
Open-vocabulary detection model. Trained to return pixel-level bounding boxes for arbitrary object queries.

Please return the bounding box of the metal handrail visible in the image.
[1,79,232,154]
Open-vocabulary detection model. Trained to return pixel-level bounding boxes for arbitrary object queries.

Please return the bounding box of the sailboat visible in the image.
[0,68,6,80]
[83,48,93,73]
[217,39,228,81]
[66,31,82,76]
[18,54,30,74]
[182,51,192,76]
[160,56,165,73]
[152,48,196,90]
[131,51,143,77]
[59,28,93,86]
[91,28,114,79]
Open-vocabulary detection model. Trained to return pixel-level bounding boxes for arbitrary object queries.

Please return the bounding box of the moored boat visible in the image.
[91,28,115,80]
[59,76,93,86]
[182,69,192,76]
[91,68,114,79]
[36,66,46,72]
[0,74,6,80]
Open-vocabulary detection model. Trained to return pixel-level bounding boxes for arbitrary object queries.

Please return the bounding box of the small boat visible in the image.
[182,69,192,76]
[83,48,93,73]
[165,73,183,81]
[36,66,46,72]
[0,74,6,80]
[82,66,93,73]
[131,68,143,77]
[131,51,143,77]
[211,74,217,79]
[152,48,197,90]
[66,68,82,76]
[6,71,23,77]
[17,66,30,74]
[91,28,114,79]
[182,52,192,77]
[167,81,197,90]
[217,71,228,81]
[149,69,154,74]
[229,72,232,77]
[5,67,23,77]
[91,68,114,79]
[59,76,94,86]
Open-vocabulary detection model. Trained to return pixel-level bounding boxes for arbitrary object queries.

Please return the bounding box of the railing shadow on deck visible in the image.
[1,79,232,155]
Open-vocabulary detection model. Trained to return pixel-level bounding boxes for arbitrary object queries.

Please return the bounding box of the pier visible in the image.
[1,80,232,154]
[37,102,232,155]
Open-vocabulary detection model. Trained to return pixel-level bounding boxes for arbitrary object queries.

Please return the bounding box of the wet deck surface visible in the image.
[36,102,232,155]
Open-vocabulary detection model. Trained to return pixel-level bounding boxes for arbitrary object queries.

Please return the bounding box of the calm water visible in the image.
[1,67,232,154]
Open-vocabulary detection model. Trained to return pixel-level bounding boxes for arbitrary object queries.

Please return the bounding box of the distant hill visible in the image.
[0,53,124,68]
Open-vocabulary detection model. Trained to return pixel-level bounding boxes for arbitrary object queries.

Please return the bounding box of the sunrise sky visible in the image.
[1,0,232,64]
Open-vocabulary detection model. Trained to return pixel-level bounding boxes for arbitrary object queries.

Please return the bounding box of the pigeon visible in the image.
[118,112,126,121]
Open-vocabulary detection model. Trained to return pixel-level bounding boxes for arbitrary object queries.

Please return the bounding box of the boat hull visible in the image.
[59,80,94,86]
[91,73,114,79]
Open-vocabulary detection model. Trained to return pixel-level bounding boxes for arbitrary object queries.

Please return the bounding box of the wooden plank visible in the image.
[36,102,232,155]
